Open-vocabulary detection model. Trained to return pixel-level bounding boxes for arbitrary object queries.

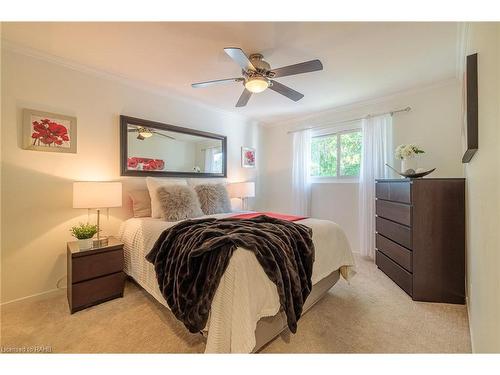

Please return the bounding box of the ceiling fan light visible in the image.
[138,128,153,138]
[245,77,269,93]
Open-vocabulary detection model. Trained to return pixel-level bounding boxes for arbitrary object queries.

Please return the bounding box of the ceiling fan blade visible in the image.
[224,47,256,72]
[128,128,139,132]
[152,131,175,140]
[269,80,304,102]
[191,77,244,88]
[137,134,145,140]
[270,59,323,78]
[235,89,252,107]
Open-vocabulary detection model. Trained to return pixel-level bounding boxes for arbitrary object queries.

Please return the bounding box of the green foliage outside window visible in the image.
[311,135,337,177]
[311,130,362,177]
[340,131,362,176]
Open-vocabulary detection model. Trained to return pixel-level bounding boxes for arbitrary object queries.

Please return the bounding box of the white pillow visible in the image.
[146,177,188,218]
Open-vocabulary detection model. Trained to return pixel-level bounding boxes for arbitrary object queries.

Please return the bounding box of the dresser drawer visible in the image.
[71,272,125,311]
[376,182,411,204]
[376,251,413,296]
[376,199,411,226]
[376,233,412,272]
[376,216,412,249]
[71,249,124,283]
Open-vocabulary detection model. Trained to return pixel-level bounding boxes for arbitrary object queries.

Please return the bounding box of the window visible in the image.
[311,129,362,178]
[212,152,222,173]
[204,147,223,173]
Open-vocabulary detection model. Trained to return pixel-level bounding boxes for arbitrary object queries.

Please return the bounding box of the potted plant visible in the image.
[395,144,425,173]
[70,223,98,250]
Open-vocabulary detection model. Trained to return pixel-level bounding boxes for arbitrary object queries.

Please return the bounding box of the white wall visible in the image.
[0,24,3,306]
[463,23,500,353]
[259,80,463,252]
[0,48,261,303]
[311,182,360,252]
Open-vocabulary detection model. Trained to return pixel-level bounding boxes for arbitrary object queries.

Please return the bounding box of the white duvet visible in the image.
[118,213,355,353]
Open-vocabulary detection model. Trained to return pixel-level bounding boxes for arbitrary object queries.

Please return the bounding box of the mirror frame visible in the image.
[120,115,227,178]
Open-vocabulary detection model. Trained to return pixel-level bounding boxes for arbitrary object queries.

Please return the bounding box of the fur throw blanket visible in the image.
[145,215,315,334]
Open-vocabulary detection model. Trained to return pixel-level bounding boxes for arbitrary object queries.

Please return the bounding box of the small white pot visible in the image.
[78,238,93,250]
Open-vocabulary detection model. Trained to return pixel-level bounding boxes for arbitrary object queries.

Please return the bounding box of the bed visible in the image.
[118,212,355,353]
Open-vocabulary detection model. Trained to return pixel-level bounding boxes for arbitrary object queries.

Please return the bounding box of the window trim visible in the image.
[310,127,362,181]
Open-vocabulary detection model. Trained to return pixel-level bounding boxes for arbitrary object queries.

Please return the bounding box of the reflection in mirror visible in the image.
[121,116,226,178]
[127,125,223,174]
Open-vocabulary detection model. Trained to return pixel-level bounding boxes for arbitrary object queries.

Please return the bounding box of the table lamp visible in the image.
[227,181,255,211]
[73,181,122,245]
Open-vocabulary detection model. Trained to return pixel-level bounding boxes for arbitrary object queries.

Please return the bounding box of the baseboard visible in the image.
[466,296,475,353]
[0,287,66,306]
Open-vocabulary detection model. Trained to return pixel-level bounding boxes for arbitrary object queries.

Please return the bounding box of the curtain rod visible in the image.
[286,106,412,134]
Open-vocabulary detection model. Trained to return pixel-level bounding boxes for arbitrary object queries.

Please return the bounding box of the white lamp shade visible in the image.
[73,182,122,209]
[227,181,255,199]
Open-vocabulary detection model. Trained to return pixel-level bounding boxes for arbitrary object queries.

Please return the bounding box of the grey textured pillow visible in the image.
[129,190,152,218]
[195,183,232,215]
[156,185,203,222]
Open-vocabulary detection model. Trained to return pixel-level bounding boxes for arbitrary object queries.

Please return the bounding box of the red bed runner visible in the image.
[230,211,308,222]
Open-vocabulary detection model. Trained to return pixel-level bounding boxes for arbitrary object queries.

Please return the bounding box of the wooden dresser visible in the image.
[67,237,125,313]
[375,178,465,304]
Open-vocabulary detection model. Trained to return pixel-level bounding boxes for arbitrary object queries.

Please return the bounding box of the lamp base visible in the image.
[93,208,108,247]
[92,237,109,248]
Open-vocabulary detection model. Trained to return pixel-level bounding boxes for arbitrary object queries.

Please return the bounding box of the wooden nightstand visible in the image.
[67,237,125,313]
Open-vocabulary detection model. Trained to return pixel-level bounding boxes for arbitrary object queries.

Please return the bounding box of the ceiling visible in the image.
[2,22,459,124]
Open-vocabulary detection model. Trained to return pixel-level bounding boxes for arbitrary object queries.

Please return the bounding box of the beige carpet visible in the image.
[0,254,471,353]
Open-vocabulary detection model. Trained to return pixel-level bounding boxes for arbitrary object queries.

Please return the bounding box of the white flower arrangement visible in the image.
[395,144,425,160]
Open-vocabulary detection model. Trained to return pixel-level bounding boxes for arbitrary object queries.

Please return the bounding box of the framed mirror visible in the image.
[120,116,227,178]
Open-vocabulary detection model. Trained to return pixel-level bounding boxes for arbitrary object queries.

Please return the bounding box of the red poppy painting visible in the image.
[23,109,77,153]
[127,157,165,171]
[241,147,256,168]
[31,118,70,147]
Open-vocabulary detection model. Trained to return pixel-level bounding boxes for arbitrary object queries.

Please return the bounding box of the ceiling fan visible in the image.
[128,126,175,141]
[191,47,323,107]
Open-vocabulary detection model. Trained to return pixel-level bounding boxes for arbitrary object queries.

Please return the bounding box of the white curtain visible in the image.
[359,114,393,258]
[204,148,217,173]
[292,129,312,215]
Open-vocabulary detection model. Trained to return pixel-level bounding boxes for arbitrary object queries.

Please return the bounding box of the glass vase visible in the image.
[401,158,417,173]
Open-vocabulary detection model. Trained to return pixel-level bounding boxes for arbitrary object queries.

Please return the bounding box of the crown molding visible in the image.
[263,77,459,128]
[1,38,257,124]
[2,38,458,130]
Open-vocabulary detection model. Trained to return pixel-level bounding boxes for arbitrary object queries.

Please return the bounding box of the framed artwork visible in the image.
[241,147,256,168]
[127,157,165,171]
[23,109,77,153]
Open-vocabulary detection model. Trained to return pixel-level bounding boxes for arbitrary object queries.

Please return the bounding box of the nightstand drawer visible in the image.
[376,182,411,204]
[376,199,411,226]
[376,233,412,272]
[72,249,123,283]
[71,272,125,312]
[376,251,412,296]
[376,216,412,249]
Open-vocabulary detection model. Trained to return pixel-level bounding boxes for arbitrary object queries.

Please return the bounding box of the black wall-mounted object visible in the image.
[462,53,478,163]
